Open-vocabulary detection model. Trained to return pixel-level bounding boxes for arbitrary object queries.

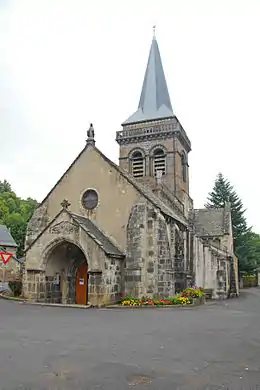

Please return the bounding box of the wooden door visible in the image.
[76,263,88,305]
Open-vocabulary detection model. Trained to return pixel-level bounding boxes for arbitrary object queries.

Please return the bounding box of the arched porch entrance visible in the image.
[45,240,88,305]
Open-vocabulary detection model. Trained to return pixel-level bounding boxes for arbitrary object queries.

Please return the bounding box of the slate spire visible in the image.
[123,34,174,125]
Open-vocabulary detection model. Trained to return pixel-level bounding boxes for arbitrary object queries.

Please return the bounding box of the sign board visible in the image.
[0,252,13,265]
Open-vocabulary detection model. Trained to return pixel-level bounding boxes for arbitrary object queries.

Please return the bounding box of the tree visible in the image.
[0,180,12,193]
[205,173,248,242]
[0,180,38,257]
[205,173,260,274]
[236,231,260,274]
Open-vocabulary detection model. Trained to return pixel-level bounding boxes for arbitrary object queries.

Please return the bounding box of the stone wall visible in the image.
[125,200,175,298]
[193,236,233,299]
[157,216,174,296]
[24,211,124,306]
[25,255,122,307]
[88,257,122,306]
[125,202,146,296]
[174,225,186,292]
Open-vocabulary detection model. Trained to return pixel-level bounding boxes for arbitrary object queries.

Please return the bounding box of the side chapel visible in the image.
[23,35,239,306]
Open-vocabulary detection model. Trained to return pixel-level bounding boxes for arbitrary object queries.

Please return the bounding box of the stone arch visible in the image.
[149,144,167,156]
[128,148,146,178]
[42,236,88,269]
[149,145,167,176]
[42,237,89,304]
[128,147,146,158]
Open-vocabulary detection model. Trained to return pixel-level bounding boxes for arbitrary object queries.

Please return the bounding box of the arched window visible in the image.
[153,148,166,176]
[131,151,144,178]
[181,152,187,182]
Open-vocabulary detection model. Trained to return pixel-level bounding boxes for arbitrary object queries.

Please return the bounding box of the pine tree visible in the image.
[205,173,248,245]
[206,174,260,274]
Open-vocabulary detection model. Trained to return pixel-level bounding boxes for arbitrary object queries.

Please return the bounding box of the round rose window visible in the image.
[82,189,98,210]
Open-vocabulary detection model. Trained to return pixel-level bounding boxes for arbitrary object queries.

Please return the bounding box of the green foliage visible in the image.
[8,281,22,297]
[206,173,260,274]
[0,180,38,257]
[205,173,248,241]
[236,231,260,274]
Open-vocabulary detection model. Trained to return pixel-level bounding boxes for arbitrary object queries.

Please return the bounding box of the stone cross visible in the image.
[61,199,71,209]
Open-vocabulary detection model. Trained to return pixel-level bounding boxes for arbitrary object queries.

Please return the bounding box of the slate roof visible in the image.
[70,213,124,258]
[193,208,230,237]
[123,36,174,125]
[0,225,17,247]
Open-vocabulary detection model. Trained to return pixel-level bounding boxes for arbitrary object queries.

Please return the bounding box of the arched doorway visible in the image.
[45,240,88,305]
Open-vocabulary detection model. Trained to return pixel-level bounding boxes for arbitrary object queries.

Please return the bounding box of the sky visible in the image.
[1,0,260,231]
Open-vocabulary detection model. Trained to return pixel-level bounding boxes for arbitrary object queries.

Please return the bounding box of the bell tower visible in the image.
[116,33,191,204]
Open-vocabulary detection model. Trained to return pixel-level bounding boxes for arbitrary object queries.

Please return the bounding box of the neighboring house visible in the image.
[23,35,239,306]
[0,225,20,282]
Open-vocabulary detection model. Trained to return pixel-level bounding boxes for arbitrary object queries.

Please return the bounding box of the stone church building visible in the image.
[23,35,239,306]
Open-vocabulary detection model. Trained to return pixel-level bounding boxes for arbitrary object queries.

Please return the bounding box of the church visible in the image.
[23,35,239,306]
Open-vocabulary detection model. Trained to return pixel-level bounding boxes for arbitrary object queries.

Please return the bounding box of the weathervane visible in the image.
[153,25,156,37]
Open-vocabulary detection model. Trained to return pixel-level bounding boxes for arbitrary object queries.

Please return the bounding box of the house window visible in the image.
[131,151,144,177]
[181,152,187,182]
[153,148,166,176]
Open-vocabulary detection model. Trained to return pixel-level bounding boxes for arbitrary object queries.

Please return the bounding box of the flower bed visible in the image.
[121,287,205,307]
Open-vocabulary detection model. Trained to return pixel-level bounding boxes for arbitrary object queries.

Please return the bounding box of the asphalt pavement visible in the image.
[0,289,260,389]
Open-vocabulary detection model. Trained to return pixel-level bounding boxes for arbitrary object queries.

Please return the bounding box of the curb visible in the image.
[0,294,91,309]
[105,303,203,309]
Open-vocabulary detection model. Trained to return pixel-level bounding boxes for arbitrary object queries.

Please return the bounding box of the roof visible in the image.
[0,225,17,247]
[25,208,125,259]
[193,208,230,237]
[70,213,124,258]
[123,36,174,125]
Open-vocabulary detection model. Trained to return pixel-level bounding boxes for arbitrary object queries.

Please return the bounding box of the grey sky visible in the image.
[1,0,259,231]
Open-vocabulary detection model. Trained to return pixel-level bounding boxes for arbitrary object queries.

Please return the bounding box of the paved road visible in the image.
[1,290,260,390]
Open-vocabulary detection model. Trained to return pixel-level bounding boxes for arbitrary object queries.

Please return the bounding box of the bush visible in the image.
[8,281,22,297]
[182,287,205,299]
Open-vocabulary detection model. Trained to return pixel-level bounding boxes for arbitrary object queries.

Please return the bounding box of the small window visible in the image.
[181,152,187,182]
[153,149,166,176]
[82,189,99,210]
[131,151,144,177]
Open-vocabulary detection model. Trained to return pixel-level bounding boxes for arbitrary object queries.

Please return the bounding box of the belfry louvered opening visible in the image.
[131,151,144,177]
[153,149,166,176]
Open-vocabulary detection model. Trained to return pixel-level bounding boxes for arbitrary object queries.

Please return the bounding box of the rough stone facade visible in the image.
[23,35,239,306]
[24,208,124,306]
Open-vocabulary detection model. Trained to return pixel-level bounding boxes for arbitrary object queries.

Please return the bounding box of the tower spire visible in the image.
[122,35,174,125]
